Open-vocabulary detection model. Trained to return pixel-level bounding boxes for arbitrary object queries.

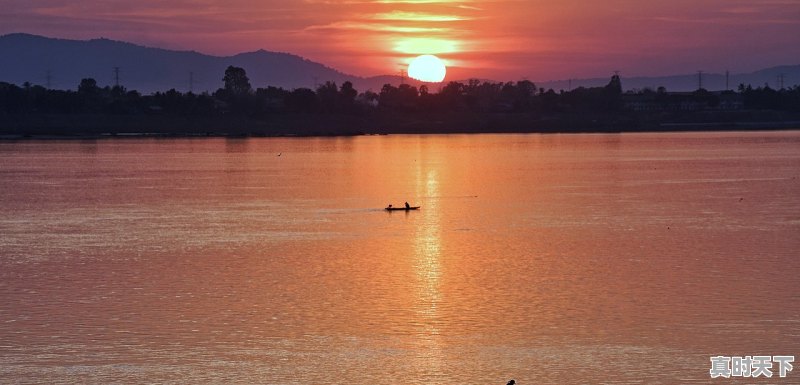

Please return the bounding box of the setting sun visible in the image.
[407,54,446,83]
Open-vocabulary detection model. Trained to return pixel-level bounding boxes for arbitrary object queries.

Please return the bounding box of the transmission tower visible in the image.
[697,70,703,90]
[113,66,120,88]
[725,70,730,91]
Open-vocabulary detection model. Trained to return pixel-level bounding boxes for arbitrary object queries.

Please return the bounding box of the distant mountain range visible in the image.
[1,33,798,94]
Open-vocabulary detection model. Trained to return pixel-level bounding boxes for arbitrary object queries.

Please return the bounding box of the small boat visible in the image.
[385,206,420,211]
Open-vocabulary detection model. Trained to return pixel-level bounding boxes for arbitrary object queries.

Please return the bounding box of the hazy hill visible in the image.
[0,33,365,93]
[1,33,798,94]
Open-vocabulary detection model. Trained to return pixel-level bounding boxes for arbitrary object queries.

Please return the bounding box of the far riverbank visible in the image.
[1,110,799,139]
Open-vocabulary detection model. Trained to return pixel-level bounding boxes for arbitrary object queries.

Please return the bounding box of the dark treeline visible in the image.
[1,65,799,136]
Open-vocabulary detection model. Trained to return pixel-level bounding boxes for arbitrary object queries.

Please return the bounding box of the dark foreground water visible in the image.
[1,132,799,384]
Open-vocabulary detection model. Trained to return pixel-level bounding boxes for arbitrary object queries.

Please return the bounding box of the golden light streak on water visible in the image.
[1,133,798,384]
[410,167,444,378]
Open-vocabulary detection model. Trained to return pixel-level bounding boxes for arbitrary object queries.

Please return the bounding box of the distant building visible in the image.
[623,90,743,111]
[717,92,744,110]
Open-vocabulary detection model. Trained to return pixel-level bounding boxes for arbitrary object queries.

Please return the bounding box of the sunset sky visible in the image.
[1,0,799,81]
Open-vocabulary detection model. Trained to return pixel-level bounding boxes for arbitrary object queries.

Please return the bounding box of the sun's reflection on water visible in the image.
[412,167,444,375]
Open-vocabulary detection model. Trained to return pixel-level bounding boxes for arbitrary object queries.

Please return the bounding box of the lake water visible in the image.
[0,132,798,384]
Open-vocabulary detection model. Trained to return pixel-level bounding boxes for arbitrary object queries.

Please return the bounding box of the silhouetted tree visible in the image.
[741,84,783,110]
[463,80,504,112]
[379,83,419,110]
[539,89,559,112]
[316,81,339,112]
[604,75,623,111]
[78,78,99,94]
[285,88,318,113]
[606,75,622,95]
[76,78,104,112]
[516,80,537,111]
[6,67,800,137]
[438,81,466,110]
[339,81,358,110]
[255,86,290,113]
[223,66,252,96]
[356,90,379,109]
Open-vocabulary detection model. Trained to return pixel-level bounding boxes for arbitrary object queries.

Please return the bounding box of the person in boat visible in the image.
[387,204,393,209]
[404,202,410,209]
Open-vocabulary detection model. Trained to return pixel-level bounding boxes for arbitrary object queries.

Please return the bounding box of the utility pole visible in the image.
[113,66,120,88]
[45,69,52,89]
[697,70,703,90]
[189,71,194,93]
[778,73,785,90]
[725,70,730,91]
[568,78,572,91]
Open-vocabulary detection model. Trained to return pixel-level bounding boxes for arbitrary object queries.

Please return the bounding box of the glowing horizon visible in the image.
[1,1,798,81]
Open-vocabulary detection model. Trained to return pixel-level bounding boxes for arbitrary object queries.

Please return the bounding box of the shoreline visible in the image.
[2,111,799,140]
[1,125,798,141]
